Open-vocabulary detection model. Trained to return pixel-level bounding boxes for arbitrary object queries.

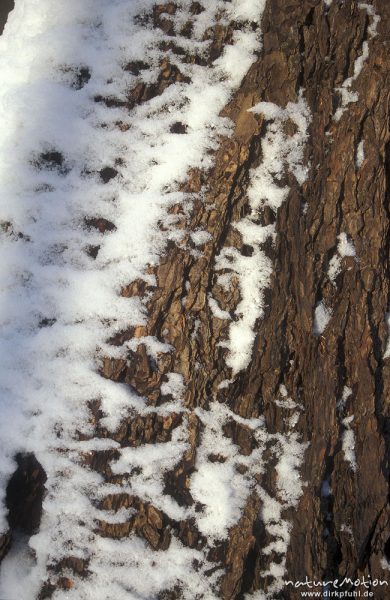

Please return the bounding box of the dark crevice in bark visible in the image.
[6,453,47,535]
[0,0,13,35]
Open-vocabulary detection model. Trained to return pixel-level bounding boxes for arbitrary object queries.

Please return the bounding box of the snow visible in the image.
[160,372,186,402]
[188,390,308,595]
[274,384,301,410]
[215,93,311,374]
[337,385,353,413]
[217,379,233,390]
[384,313,390,359]
[255,386,308,596]
[340,523,353,536]
[190,403,264,540]
[337,232,356,258]
[208,294,231,321]
[342,416,357,472]
[334,3,380,121]
[313,301,332,335]
[359,3,381,37]
[190,230,212,247]
[328,233,356,285]
[0,0,269,597]
[229,0,266,23]
[381,557,390,572]
[356,139,365,168]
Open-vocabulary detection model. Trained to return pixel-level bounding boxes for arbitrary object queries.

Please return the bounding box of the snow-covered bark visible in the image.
[1,0,390,599]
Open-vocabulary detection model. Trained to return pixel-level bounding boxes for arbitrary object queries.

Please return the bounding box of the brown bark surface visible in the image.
[2,1,390,598]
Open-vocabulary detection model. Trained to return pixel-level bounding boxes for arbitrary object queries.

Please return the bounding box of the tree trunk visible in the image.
[1,1,390,599]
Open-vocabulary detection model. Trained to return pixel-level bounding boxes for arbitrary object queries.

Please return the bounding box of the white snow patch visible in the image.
[356,139,365,167]
[340,523,353,536]
[359,3,381,37]
[190,402,264,540]
[381,557,390,571]
[208,294,231,320]
[217,379,233,390]
[337,385,353,413]
[384,313,390,359]
[328,233,356,284]
[254,391,308,597]
[342,416,357,472]
[313,301,332,335]
[338,232,356,258]
[216,94,311,374]
[190,230,212,247]
[334,3,380,121]
[160,372,186,402]
[229,0,266,23]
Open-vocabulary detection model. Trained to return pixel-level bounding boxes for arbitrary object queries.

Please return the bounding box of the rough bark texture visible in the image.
[2,0,390,598]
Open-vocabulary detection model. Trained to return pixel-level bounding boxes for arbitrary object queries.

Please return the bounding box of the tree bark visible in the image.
[2,1,390,598]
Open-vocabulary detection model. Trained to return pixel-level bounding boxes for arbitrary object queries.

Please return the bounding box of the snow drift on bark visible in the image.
[0,0,275,598]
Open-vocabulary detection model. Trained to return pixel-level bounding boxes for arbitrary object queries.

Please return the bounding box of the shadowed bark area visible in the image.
[3,0,390,598]
[6,453,47,535]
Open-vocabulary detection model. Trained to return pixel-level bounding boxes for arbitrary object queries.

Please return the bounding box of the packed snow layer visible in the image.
[0,0,269,598]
